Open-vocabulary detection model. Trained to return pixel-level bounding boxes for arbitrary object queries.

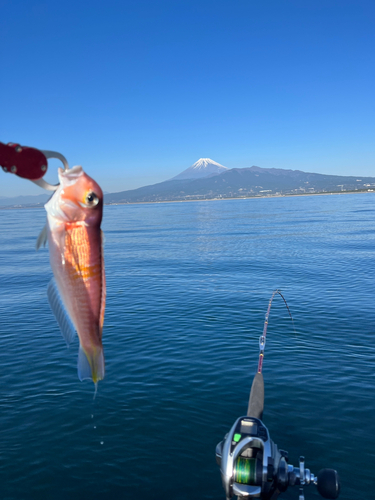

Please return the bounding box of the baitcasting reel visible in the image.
[215,374,340,500]
[215,292,340,500]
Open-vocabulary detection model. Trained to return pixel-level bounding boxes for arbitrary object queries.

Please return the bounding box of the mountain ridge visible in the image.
[104,165,375,204]
[1,161,374,208]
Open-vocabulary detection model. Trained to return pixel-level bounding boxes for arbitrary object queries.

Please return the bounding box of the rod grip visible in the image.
[247,372,264,419]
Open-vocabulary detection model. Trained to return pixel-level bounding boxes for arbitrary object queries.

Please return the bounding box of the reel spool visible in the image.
[233,457,257,485]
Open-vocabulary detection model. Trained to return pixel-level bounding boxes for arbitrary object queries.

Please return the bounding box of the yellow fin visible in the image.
[78,345,105,383]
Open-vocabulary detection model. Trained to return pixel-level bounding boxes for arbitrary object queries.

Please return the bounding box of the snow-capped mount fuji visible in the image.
[171,158,228,180]
[102,159,375,205]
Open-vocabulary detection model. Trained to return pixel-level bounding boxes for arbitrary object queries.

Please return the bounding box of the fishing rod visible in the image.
[256,289,294,376]
[216,291,340,500]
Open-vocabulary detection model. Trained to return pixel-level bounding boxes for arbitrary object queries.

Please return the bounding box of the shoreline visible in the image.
[104,189,375,206]
[1,188,374,209]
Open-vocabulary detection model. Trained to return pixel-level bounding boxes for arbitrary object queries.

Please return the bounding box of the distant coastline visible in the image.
[105,189,375,205]
[1,188,374,210]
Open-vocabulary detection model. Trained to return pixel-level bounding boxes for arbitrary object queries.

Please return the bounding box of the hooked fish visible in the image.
[37,165,106,385]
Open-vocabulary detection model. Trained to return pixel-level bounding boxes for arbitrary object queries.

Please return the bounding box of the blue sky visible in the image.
[1,0,374,197]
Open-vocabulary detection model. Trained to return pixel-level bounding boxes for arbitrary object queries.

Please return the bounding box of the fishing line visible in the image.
[91,391,104,445]
[257,289,295,374]
[233,457,257,485]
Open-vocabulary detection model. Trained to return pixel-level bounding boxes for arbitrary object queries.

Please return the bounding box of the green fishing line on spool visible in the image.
[234,457,257,485]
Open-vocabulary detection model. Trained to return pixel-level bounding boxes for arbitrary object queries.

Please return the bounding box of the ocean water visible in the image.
[0,193,374,500]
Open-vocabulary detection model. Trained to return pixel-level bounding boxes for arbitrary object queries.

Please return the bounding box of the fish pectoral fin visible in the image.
[47,278,76,346]
[78,345,105,383]
[36,223,48,250]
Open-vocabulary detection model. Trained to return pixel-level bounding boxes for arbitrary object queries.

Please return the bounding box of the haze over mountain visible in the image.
[0,193,50,207]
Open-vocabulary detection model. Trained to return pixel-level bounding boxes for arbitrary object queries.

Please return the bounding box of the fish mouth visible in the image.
[59,165,84,186]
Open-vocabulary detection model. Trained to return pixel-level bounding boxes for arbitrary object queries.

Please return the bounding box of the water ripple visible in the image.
[0,194,374,499]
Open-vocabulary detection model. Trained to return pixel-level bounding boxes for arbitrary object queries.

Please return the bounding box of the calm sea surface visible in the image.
[0,193,374,500]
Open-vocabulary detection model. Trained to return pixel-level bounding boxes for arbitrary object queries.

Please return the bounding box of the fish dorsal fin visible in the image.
[36,223,48,250]
[47,279,76,345]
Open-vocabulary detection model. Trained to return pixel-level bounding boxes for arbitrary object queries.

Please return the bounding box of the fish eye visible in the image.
[85,191,99,207]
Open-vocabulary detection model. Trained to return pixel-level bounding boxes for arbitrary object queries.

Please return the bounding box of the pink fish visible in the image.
[38,165,106,385]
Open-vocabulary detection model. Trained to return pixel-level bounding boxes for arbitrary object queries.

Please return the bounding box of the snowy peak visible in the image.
[172,158,228,180]
[191,158,227,170]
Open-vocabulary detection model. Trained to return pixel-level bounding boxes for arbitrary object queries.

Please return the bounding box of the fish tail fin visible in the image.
[78,345,105,384]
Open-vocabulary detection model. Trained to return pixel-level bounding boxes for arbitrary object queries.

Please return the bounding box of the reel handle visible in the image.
[316,469,340,499]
